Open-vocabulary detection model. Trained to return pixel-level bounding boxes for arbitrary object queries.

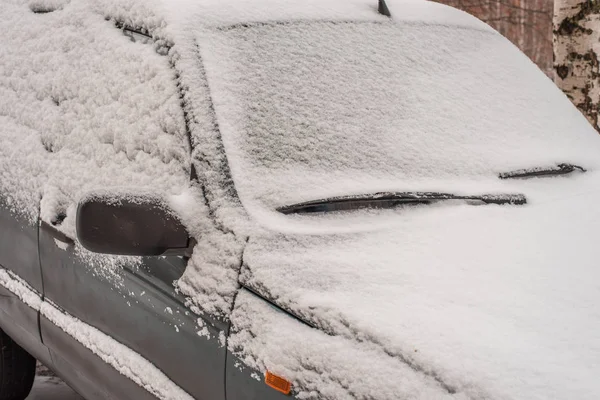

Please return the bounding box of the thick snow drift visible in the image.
[238,174,600,400]
[0,0,189,224]
[199,3,600,400]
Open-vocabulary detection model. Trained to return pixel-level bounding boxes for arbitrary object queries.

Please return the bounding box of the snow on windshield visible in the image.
[200,21,600,213]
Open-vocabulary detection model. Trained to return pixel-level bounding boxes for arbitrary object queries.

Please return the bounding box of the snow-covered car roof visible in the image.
[96,0,494,32]
[165,0,494,29]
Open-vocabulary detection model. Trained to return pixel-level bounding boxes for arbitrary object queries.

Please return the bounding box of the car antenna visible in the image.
[378,0,392,17]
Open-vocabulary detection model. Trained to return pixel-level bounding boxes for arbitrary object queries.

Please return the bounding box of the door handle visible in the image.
[41,220,74,245]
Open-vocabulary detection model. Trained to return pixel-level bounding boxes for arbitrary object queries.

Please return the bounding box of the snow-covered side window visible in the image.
[0,1,190,246]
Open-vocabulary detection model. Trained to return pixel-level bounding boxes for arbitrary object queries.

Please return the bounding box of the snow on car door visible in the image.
[38,233,228,400]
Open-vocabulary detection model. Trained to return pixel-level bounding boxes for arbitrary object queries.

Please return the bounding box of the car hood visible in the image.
[239,174,600,399]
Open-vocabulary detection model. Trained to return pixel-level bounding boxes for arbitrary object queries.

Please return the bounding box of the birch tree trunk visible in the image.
[554,1,600,131]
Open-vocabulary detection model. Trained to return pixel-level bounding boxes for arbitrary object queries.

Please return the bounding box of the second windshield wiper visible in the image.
[499,163,586,180]
[277,192,526,215]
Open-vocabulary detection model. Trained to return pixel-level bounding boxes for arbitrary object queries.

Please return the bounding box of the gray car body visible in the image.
[0,176,293,400]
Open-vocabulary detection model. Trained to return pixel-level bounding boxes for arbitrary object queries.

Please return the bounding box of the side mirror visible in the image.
[76,193,191,256]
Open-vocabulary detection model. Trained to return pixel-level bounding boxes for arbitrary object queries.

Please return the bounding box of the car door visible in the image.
[0,194,48,361]
[38,220,228,400]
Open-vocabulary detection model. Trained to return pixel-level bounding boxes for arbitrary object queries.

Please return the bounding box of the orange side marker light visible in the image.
[265,371,292,395]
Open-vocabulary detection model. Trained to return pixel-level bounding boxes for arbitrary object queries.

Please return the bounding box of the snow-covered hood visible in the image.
[239,174,600,399]
[195,2,600,397]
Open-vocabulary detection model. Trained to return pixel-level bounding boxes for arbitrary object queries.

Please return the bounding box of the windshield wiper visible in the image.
[277,192,526,215]
[499,163,586,180]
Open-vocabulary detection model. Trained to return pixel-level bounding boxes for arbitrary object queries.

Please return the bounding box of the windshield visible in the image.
[199,21,600,211]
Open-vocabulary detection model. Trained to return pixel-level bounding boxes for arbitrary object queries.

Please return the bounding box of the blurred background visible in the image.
[434,0,554,77]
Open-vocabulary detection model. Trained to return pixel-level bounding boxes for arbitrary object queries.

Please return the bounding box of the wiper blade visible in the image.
[499,163,586,180]
[277,192,526,215]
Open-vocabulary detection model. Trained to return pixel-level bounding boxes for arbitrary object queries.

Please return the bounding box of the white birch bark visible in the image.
[554,0,600,131]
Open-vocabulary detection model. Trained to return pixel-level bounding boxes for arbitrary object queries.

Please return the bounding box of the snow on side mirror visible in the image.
[76,193,191,257]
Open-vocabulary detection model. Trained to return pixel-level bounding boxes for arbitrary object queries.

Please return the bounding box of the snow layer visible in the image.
[169,188,246,317]
[0,269,42,310]
[193,4,600,398]
[0,0,189,226]
[238,174,600,400]
[4,0,600,399]
[200,20,600,214]
[164,0,492,31]
[0,0,252,316]
[230,289,466,400]
[0,0,538,317]
[0,0,217,310]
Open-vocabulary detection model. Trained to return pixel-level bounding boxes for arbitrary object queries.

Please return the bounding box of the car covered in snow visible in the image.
[0,0,599,399]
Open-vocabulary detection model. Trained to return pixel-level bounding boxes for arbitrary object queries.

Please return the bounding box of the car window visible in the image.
[0,8,191,232]
[133,256,188,301]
